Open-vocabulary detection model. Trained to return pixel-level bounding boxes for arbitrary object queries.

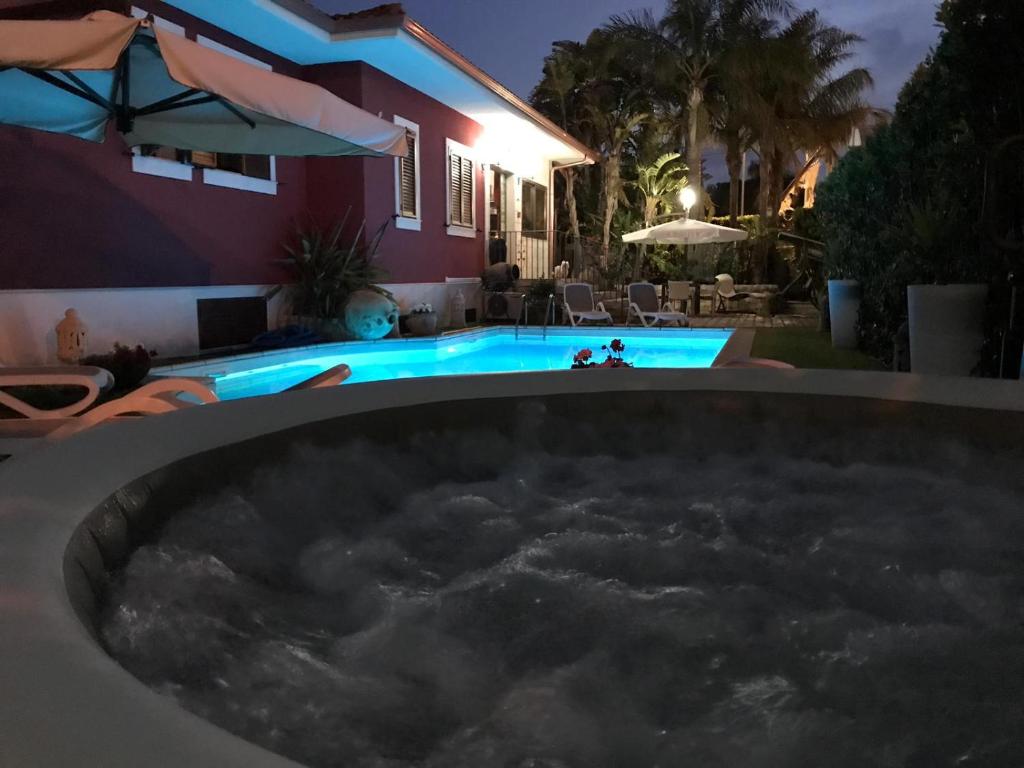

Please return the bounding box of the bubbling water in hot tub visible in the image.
[101,401,1024,768]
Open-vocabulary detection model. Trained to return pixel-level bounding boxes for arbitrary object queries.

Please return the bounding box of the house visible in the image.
[0,0,594,364]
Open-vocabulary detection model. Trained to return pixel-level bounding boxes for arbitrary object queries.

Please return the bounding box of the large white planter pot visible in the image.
[907,283,988,376]
[828,279,861,349]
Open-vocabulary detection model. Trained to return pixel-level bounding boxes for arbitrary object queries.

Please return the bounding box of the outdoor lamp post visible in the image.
[678,186,701,313]
[679,187,699,218]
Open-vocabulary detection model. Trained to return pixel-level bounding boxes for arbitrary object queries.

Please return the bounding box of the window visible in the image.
[191,150,273,181]
[446,138,476,237]
[128,27,278,195]
[393,116,420,231]
[195,37,277,195]
[129,9,190,180]
[521,180,548,236]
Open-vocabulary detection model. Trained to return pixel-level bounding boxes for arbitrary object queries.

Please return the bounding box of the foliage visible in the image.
[816,0,1024,368]
[282,210,390,321]
[81,343,155,390]
[628,152,687,225]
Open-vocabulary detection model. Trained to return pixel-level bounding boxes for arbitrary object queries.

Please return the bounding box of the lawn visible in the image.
[751,328,884,370]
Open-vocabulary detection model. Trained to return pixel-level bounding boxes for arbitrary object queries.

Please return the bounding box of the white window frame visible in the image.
[129,8,191,181]
[195,36,278,196]
[393,116,421,231]
[445,138,476,238]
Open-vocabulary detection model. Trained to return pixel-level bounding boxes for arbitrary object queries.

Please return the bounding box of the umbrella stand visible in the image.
[12,33,255,136]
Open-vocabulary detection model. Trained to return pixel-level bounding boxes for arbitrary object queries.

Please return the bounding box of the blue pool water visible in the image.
[157,327,733,400]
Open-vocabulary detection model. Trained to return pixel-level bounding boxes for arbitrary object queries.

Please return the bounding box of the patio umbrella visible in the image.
[0,10,407,157]
[622,217,749,246]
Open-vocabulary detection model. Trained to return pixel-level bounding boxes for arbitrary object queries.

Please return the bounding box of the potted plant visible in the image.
[281,210,397,341]
[902,201,989,375]
[571,339,633,369]
[406,303,438,336]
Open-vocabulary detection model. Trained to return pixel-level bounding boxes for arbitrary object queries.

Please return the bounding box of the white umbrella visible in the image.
[622,217,749,246]
[0,11,407,157]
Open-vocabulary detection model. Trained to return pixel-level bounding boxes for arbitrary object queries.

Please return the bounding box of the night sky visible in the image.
[315,0,942,109]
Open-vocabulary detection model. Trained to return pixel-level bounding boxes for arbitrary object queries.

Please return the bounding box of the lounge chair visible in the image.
[627,283,689,328]
[563,283,613,327]
[0,365,115,419]
[1,364,352,450]
[713,274,750,313]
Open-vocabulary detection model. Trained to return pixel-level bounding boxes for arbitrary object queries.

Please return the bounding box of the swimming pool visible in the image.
[156,327,733,400]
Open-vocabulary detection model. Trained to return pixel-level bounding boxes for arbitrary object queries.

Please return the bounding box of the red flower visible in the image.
[610,339,625,354]
[574,348,593,364]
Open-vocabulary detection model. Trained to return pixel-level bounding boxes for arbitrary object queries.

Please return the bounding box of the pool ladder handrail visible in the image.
[542,293,555,340]
[514,292,527,340]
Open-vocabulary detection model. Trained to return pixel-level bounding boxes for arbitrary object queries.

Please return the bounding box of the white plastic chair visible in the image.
[563,283,613,327]
[667,280,691,313]
[627,283,688,328]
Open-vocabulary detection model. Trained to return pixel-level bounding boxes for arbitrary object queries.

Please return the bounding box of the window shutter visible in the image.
[449,151,462,224]
[460,156,473,227]
[399,132,417,217]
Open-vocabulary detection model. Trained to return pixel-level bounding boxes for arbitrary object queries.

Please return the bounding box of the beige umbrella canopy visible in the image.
[622,217,749,246]
[0,10,408,157]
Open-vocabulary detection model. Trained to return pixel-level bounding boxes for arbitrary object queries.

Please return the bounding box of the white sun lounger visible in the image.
[563,283,613,327]
[0,365,114,419]
[0,363,352,452]
[627,282,688,328]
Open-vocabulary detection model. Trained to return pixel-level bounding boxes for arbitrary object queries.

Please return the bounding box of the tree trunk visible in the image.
[601,151,621,265]
[725,140,742,226]
[686,85,704,213]
[563,166,580,240]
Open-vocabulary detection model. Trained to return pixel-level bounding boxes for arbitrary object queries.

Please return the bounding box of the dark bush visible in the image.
[82,343,154,390]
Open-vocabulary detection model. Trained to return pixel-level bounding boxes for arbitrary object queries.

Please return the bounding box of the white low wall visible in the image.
[0,285,286,366]
[0,279,483,365]
[384,278,482,327]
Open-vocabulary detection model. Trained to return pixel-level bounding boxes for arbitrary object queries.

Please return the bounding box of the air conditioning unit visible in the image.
[483,291,524,322]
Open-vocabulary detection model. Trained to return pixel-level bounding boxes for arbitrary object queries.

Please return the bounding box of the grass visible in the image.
[751,328,884,370]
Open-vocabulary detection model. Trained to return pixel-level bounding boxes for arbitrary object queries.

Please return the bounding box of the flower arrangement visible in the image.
[571,339,633,369]
[410,302,435,314]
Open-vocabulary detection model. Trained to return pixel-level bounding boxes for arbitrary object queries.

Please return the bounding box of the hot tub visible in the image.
[1,370,1023,767]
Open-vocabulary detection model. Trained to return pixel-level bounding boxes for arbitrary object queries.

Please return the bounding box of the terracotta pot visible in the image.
[406,312,438,336]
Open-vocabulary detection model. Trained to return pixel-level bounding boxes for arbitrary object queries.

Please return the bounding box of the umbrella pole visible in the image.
[115,51,131,133]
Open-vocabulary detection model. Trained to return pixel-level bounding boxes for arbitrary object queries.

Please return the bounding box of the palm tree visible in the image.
[631,152,688,226]
[606,0,792,212]
[534,32,648,262]
[532,41,587,243]
[626,152,688,279]
[728,11,873,220]
[577,30,650,261]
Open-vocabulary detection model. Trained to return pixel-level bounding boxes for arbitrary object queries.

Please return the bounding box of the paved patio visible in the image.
[688,300,820,329]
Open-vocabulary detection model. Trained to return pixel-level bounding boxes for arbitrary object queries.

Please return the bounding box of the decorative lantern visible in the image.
[56,308,87,364]
[450,288,466,329]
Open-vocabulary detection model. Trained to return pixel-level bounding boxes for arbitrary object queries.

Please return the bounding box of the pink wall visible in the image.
[305,62,485,284]
[0,126,304,289]
[0,12,484,290]
[0,1,306,290]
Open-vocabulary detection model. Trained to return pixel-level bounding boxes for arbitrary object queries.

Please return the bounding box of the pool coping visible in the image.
[1,369,1023,767]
